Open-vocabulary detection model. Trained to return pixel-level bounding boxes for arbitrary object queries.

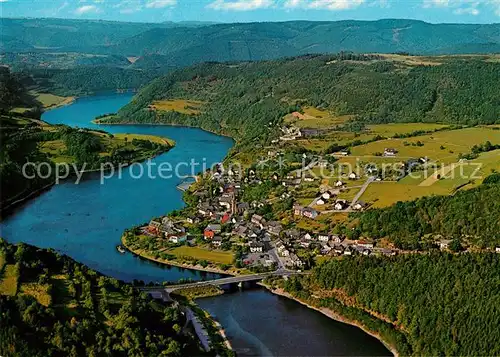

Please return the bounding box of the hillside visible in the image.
[100,54,499,150]
[270,252,500,356]
[1,18,499,63]
[0,18,207,53]
[103,19,500,60]
[0,238,206,356]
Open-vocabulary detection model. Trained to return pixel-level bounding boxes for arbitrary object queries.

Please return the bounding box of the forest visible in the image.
[0,238,208,356]
[306,253,500,356]
[103,55,499,152]
[25,67,160,96]
[353,174,500,248]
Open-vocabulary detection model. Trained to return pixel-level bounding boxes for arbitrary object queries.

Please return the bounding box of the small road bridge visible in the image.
[139,270,304,294]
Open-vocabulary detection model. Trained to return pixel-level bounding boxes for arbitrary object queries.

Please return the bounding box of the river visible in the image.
[0,93,390,356]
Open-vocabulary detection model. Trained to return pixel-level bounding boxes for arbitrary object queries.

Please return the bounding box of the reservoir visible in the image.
[0,93,233,282]
[0,93,391,356]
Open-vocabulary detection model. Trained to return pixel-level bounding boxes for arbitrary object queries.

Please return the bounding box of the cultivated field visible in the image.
[350,127,500,164]
[284,106,351,129]
[286,124,500,209]
[168,246,233,265]
[150,99,204,115]
[360,182,451,208]
[290,122,451,153]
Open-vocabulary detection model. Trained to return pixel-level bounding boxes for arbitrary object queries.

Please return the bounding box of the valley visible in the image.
[1,15,500,357]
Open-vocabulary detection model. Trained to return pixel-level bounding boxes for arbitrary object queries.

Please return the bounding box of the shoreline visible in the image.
[43,96,76,111]
[261,284,400,357]
[121,236,237,277]
[93,120,237,142]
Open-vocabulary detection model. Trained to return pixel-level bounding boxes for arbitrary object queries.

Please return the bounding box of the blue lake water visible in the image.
[0,93,233,282]
[0,92,390,356]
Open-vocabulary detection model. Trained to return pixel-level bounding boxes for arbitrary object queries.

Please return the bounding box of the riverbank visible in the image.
[121,235,239,277]
[43,96,75,111]
[93,120,237,143]
[261,284,399,357]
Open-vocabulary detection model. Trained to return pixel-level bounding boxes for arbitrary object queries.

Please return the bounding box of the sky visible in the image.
[1,0,499,24]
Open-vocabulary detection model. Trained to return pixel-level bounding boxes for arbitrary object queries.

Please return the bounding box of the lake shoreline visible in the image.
[93,120,236,143]
[261,284,399,357]
[121,236,236,277]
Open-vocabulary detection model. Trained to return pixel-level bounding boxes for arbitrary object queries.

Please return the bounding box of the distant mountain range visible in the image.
[1,18,499,68]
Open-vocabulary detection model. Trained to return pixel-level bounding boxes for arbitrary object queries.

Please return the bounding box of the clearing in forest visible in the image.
[150,99,205,115]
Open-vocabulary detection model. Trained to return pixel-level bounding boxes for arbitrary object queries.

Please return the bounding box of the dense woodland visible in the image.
[0,239,205,356]
[107,55,499,152]
[306,253,500,356]
[354,174,500,248]
[24,67,159,96]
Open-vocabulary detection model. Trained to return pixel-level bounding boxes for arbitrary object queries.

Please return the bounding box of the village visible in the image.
[131,158,411,274]
[120,114,500,275]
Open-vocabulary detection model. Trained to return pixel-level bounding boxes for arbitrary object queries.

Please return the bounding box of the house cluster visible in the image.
[293,205,319,219]
[147,217,187,244]
[231,213,284,255]
[384,148,398,157]
[279,125,302,141]
[193,167,288,258]
[275,229,307,268]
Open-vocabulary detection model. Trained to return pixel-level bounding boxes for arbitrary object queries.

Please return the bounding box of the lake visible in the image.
[0,93,233,282]
[0,93,391,356]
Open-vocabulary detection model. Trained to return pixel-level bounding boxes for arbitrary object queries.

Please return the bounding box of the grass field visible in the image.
[168,246,233,265]
[284,106,351,129]
[11,92,74,113]
[360,182,451,208]
[112,133,174,146]
[39,140,75,163]
[366,123,449,136]
[151,99,204,115]
[39,132,173,163]
[20,283,52,307]
[350,127,500,164]
[34,92,74,109]
[0,264,19,296]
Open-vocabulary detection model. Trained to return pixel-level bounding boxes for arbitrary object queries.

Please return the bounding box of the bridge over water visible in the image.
[140,270,304,294]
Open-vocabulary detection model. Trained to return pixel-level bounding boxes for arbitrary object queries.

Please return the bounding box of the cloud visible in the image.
[145,0,177,8]
[113,0,144,13]
[207,0,275,11]
[75,5,100,14]
[453,6,479,14]
[421,0,500,16]
[284,0,366,10]
[422,0,451,7]
[486,0,500,15]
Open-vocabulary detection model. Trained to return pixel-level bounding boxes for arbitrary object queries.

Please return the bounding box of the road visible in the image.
[292,159,318,178]
[348,176,375,209]
[321,176,375,214]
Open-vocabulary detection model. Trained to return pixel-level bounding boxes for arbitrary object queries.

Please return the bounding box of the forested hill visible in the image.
[0,239,204,356]
[308,252,500,356]
[0,18,209,54]
[107,55,499,148]
[1,18,499,58]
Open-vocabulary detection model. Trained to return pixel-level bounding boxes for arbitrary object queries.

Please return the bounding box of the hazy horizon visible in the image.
[1,0,499,25]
